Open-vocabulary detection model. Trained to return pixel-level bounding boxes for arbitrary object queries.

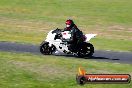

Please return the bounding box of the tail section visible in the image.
[85,34,97,42]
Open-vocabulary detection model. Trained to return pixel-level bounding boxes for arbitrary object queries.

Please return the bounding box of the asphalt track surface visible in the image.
[0,41,132,64]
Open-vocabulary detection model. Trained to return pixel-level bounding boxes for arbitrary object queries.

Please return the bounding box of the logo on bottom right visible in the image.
[76,67,131,85]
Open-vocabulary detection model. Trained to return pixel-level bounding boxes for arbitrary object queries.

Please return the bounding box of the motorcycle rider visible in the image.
[63,19,84,52]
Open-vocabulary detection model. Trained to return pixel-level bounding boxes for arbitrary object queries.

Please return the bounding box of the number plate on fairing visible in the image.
[62,31,71,40]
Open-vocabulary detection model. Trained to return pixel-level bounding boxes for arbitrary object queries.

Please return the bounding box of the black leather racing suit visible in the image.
[63,25,84,52]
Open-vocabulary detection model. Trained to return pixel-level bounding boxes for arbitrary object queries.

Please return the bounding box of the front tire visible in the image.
[40,41,52,55]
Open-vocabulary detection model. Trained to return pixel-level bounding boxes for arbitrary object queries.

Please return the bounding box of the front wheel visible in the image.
[40,41,56,55]
[77,42,94,57]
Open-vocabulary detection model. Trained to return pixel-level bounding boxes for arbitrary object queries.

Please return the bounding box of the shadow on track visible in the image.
[54,53,119,60]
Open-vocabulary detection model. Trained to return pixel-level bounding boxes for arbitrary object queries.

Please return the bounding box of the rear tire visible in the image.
[40,41,52,55]
[77,42,94,57]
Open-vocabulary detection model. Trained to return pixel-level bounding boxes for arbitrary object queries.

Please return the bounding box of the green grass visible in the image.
[0,52,132,88]
[0,0,132,52]
[91,37,132,52]
[0,1,132,88]
[1,0,132,25]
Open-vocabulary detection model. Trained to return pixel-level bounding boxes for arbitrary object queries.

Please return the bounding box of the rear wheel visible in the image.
[77,43,94,57]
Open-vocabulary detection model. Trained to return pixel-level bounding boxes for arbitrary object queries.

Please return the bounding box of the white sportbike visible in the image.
[40,28,97,57]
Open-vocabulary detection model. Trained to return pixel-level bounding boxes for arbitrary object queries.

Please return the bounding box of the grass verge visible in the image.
[0,51,132,88]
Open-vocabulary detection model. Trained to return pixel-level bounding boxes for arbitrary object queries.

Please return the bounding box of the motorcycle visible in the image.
[40,28,97,57]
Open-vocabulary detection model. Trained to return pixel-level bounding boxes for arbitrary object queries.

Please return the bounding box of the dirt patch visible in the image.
[0,17,57,32]
[108,25,125,31]
[128,28,132,32]
[1,17,132,40]
[107,25,132,32]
